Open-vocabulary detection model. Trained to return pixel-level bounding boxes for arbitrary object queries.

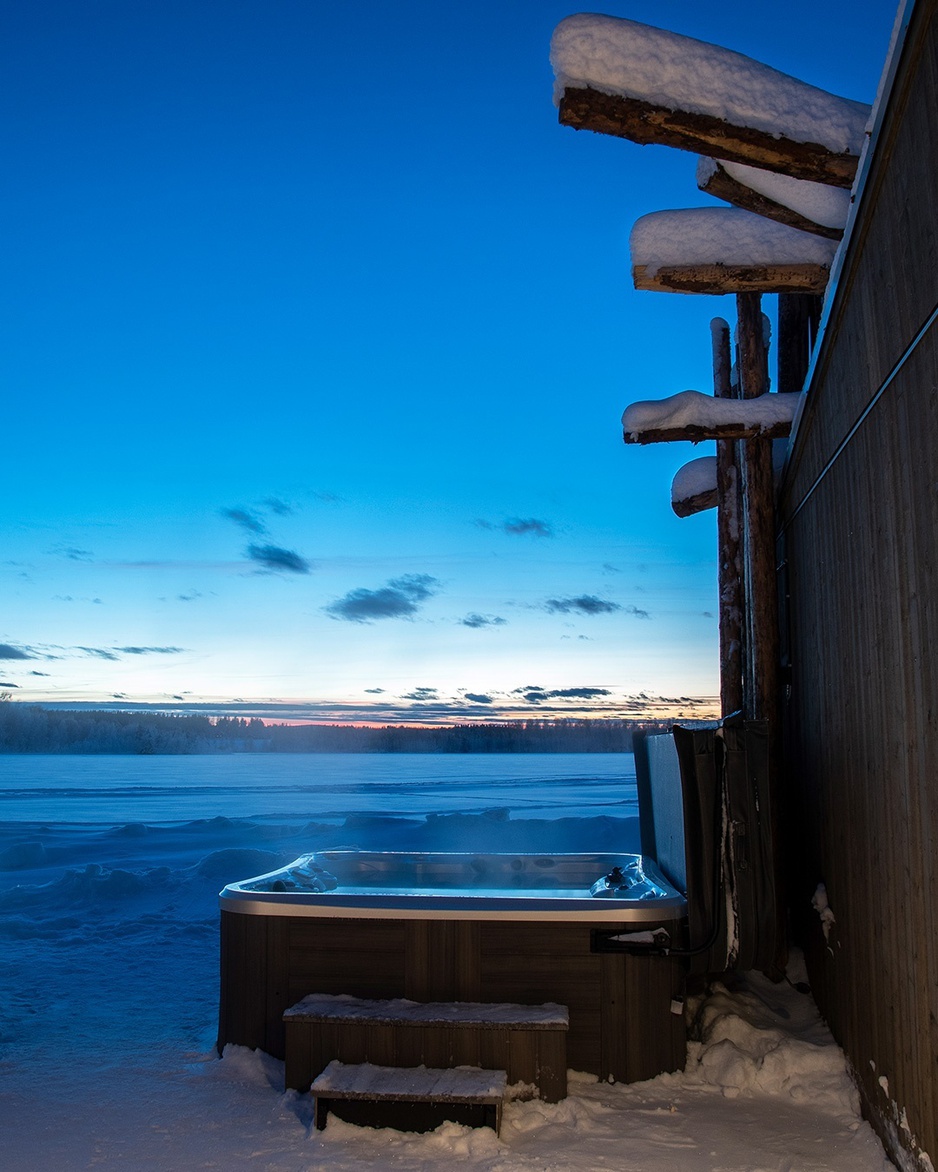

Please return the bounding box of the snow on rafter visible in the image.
[630,208,838,294]
[551,14,870,187]
[622,390,802,445]
[697,158,850,240]
[671,456,717,517]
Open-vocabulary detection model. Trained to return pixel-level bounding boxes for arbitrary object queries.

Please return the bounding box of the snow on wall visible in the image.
[622,390,802,441]
[697,157,852,230]
[630,208,839,277]
[550,14,870,155]
[671,456,717,505]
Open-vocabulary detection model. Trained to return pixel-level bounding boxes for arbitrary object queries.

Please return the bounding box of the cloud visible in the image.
[79,647,121,660]
[602,563,620,573]
[263,498,293,516]
[0,644,32,660]
[364,688,385,694]
[177,591,203,602]
[460,613,507,629]
[403,687,439,701]
[463,693,493,704]
[221,507,268,535]
[477,517,554,538]
[49,546,94,561]
[246,544,312,574]
[624,604,651,620]
[544,595,621,616]
[0,681,19,688]
[521,685,611,704]
[325,574,439,623]
[702,610,714,618]
[116,646,185,655]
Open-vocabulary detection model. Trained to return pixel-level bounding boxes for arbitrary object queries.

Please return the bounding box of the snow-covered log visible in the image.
[671,456,717,517]
[622,389,801,445]
[551,14,869,187]
[697,159,849,240]
[630,208,837,295]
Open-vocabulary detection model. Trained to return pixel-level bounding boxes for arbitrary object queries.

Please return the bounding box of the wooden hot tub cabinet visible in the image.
[218,911,686,1084]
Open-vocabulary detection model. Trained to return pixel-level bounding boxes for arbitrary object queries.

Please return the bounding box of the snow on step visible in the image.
[311,1060,508,1103]
[285,993,569,1028]
[630,208,838,278]
[550,14,869,155]
[622,390,802,443]
[697,158,851,232]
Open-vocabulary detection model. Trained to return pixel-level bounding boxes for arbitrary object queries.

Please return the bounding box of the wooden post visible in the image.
[736,293,780,729]
[713,318,744,718]
[777,294,823,395]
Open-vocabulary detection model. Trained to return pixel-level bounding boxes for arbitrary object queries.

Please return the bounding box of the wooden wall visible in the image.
[778,2,938,1165]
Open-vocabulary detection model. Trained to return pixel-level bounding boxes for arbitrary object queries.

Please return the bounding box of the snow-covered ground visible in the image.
[0,810,891,1170]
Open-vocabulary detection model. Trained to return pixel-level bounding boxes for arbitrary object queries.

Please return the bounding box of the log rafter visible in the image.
[698,160,844,240]
[557,87,859,187]
[633,262,830,296]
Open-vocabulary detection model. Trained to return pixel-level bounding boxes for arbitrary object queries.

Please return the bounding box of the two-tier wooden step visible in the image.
[311,1060,507,1134]
[284,994,569,1103]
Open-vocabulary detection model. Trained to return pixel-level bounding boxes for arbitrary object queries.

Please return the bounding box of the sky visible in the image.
[1,0,898,726]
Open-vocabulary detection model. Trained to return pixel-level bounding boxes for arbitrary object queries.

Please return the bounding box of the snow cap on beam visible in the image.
[630,207,838,294]
[671,456,717,517]
[697,158,850,239]
[622,389,802,444]
[551,14,870,186]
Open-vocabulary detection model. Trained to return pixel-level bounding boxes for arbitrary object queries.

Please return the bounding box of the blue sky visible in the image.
[1,0,896,724]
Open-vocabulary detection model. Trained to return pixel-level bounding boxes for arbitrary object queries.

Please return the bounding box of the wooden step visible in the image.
[311,1059,507,1134]
[284,994,568,1102]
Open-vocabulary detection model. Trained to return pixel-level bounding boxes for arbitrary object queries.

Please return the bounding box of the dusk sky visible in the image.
[2,0,896,725]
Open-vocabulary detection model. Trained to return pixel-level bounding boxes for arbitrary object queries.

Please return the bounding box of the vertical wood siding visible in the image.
[778,2,938,1164]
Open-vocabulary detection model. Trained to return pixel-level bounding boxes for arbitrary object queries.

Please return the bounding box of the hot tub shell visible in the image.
[218,850,688,1084]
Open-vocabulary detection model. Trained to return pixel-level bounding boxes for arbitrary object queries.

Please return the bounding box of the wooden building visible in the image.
[553,1,938,1164]
[778,1,938,1165]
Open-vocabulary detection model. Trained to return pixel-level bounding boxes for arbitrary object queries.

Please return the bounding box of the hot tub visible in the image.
[220,849,686,920]
[218,850,688,1084]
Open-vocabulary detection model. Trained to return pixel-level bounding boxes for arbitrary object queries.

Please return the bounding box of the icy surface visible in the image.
[671,456,718,504]
[631,207,839,276]
[551,14,870,154]
[698,157,852,230]
[623,390,802,440]
[0,759,891,1171]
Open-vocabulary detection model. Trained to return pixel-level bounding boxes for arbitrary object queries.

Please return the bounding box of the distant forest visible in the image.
[0,704,674,755]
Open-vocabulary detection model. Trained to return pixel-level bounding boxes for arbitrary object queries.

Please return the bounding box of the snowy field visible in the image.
[0,755,891,1170]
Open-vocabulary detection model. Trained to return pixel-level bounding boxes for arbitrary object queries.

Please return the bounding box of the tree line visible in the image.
[0,703,675,755]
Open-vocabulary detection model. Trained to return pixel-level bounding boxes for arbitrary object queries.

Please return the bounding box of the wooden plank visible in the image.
[633,261,830,295]
[558,87,859,186]
[713,317,745,718]
[777,293,823,396]
[736,292,780,729]
[699,159,844,239]
[671,484,718,518]
[624,418,793,445]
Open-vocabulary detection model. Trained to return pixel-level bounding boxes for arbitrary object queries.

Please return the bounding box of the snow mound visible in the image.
[672,457,717,504]
[698,157,852,230]
[622,390,801,441]
[551,13,870,154]
[195,847,287,880]
[631,207,838,277]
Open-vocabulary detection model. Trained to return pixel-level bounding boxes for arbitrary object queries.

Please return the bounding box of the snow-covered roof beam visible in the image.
[697,159,848,241]
[671,456,718,517]
[622,389,801,445]
[551,14,870,188]
[630,208,838,295]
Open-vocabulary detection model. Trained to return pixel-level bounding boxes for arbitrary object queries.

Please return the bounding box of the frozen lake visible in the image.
[0,751,639,823]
